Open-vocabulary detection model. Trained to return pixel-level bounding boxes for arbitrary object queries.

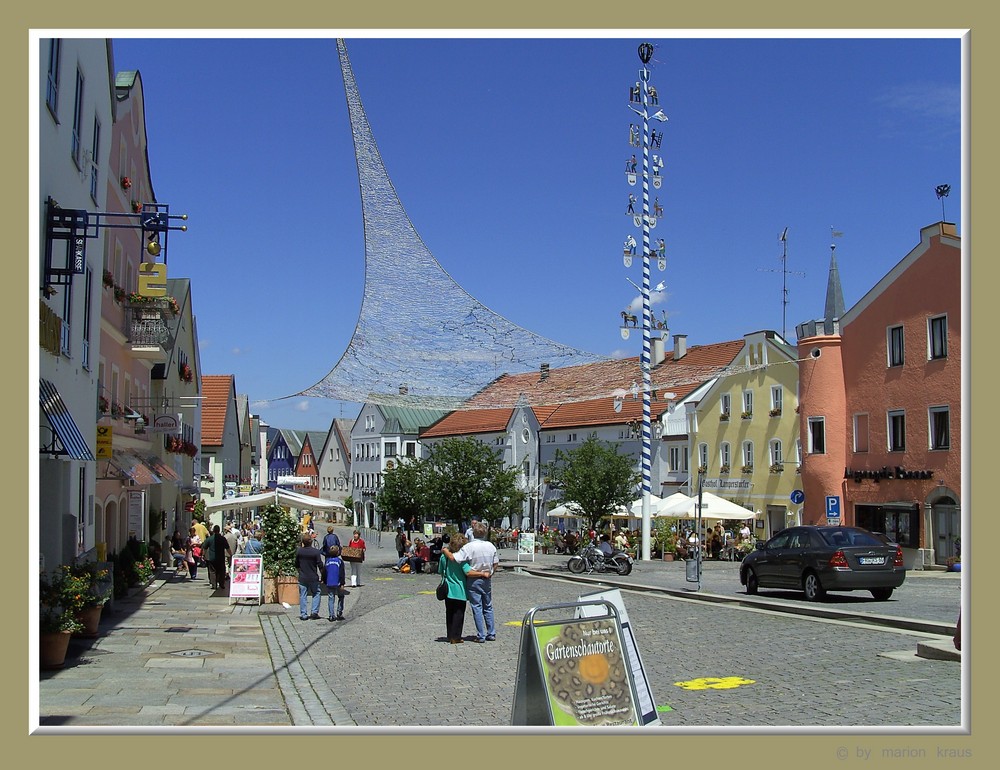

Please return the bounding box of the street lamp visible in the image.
[622,42,668,561]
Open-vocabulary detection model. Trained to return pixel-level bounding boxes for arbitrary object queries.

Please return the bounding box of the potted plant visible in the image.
[39,566,87,668]
[261,503,301,603]
[68,562,112,636]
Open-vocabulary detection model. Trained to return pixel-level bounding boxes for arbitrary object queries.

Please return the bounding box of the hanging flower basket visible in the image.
[120,176,132,190]
[102,270,114,288]
[131,200,143,213]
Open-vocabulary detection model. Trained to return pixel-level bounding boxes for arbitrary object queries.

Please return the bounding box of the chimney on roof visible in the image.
[540,363,550,380]
[651,336,666,366]
[673,334,687,360]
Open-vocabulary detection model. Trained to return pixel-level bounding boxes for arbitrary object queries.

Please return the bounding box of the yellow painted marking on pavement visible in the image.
[418,590,435,595]
[507,619,545,627]
[673,676,755,691]
[375,577,393,581]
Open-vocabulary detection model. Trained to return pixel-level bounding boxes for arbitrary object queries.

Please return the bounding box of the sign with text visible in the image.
[512,600,640,726]
[229,555,263,604]
[577,588,660,726]
[96,425,113,459]
[517,532,536,562]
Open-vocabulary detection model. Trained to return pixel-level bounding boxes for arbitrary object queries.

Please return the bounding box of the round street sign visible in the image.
[790,489,805,505]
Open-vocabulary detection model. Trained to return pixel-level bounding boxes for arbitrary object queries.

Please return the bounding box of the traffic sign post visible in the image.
[825,495,841,524]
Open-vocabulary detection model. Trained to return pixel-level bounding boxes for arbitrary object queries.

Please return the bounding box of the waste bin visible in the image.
[685,556,700,583]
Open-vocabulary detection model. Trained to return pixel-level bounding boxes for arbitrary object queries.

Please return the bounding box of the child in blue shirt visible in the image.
[324,545,347,621]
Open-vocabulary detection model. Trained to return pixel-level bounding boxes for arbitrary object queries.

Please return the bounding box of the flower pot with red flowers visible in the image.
[131,200,142,213]
[120,176,132,190]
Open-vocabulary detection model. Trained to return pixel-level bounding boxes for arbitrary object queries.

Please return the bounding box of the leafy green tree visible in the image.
[422,437,525,526]
[544,435,639,533]
[377,458,427,526]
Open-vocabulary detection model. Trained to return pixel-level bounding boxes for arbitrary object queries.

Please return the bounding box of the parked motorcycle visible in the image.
[567,544,633,576]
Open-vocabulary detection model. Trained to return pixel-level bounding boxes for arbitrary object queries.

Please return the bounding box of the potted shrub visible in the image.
[68,562,112,637]
[261,503,301,603]
[39,567,87,668]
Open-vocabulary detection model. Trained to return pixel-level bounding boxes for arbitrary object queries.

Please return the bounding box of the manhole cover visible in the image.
[170,649,216,658]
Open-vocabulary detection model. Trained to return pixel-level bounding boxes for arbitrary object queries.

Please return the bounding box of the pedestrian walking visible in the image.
[296,533,324,620]
[395,526,408,558]
[321,525,341,558]
[186,527,202,580]
[346,529,366,586]
[324,545,347,621]
[206,525,232,590]
[444,520,499,643]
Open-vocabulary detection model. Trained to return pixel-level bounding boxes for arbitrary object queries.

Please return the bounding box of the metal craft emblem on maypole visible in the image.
[621,41,668,561]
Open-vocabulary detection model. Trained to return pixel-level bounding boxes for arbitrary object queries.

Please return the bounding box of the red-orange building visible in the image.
[796,222,961,567]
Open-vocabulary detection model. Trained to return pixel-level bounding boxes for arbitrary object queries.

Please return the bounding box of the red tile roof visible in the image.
[418,339,745,437]
[201,375,234,447]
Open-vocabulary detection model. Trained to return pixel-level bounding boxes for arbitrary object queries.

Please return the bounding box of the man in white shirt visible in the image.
[444,521,498,642]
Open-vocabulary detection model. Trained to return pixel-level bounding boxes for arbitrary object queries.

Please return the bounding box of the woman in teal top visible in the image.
[440,533,490,644]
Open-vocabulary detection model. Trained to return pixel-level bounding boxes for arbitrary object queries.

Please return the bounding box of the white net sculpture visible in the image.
[296,39,609,409]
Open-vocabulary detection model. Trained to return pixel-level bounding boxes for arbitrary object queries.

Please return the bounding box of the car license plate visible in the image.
[858,556,885,565]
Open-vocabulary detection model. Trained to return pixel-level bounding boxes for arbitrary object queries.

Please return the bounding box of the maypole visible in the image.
[624,42,668,561]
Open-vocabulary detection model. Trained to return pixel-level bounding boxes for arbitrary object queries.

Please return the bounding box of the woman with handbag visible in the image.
[186,526,202,580]
[438,534,491,644]
[345,530,366,586]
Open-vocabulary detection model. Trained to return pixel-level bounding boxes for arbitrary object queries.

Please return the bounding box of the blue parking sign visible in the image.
[825,496,841,519]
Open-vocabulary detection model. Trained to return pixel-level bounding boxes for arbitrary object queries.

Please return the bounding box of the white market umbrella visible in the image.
[630,492,691,517]
[547,502,584,518]
[658,490,760,521]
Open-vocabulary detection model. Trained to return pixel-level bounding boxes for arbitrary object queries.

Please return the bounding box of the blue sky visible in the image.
[109,33,963,431]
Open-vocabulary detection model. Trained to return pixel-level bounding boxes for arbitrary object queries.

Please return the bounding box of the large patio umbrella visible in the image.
[203,488,347,514]
[658,491,760,520]
[630,492,692,517]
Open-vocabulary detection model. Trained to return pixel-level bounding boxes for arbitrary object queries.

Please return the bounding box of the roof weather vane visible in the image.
[935,184,951,222]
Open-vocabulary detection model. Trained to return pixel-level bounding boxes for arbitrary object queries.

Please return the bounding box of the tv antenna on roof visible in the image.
[757,226,805,339]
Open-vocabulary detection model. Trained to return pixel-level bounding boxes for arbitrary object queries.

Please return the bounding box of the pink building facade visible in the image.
[797,222,961,567]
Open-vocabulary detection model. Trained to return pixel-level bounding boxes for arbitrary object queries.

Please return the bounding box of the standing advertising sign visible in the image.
[517,532,536,562]
[228,555,263,605]
[577,588,660,726]
[511,600,641,726]
[127,490,145,540]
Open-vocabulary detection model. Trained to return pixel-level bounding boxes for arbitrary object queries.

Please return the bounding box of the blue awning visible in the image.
[39,378,95,460]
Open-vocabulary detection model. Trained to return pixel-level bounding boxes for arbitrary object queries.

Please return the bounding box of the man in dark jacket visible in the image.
[296,533,324,620]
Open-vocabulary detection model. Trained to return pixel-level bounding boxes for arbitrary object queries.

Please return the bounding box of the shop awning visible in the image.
[39,378,95,460]
[109,450,162,485]
[142,454,180,482]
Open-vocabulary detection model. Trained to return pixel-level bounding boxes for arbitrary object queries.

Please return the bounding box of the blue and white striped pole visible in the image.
[638,43,654,561]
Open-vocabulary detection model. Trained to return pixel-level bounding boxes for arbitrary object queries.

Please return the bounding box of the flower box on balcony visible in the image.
[719,465,730,474]
[769,408,782,417]
[719,412,730,422]
[741,411,753,420]
[740,464,754,474]
[769,463,784,473]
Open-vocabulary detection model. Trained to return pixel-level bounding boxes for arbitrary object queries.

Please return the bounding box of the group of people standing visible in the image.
[169,521,255,589]
[296,526,367,622]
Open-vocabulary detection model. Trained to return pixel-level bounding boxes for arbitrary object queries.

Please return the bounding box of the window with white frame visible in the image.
[545,434,555,443]
[405,442,416,457]
[82,268,92,370]
[89,116,100,201]
[888,410,906,452]
[720,442,731,470]
[46,39,61,117]
[929,406,950,450]
[385,442,397,457]
[71,67,84,167]
[742,390,753,417]
[808,417,826,454]
[929,315,948,360]
[698,443,708,471]
[668,446,681,472]
[770,386,782,415]
[769,439,783,468]
[887,324,904,367]
[720,393,731,417]
[853,413,869,453]
[567,433,577,443]
[742,441,754,470]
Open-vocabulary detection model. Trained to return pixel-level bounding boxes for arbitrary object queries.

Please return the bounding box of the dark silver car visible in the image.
[740,525,906,601]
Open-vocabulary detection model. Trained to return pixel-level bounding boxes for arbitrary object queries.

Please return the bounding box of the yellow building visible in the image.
[686,330,801,539]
